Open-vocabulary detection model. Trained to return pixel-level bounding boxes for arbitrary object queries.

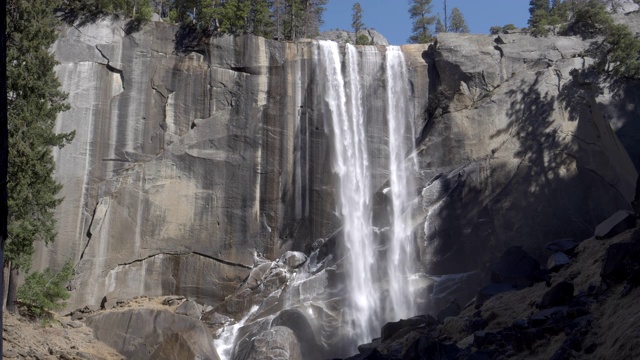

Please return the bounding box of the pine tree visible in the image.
[6,0,76,311]
[408,0,437,43]
[448,7,469,33]
[529,0,551,36]
[352,2,369,45]
[436,17,446,34]
[250,0,274,38]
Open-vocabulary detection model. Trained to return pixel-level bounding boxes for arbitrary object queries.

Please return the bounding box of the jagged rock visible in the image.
[546,239,579,255]
[547,252,571,272]
[539,281,574,309]
[238,326,303,360]
[162,296,185,306]
[85,309,218,360]
[175,299,203,318]
[202,312,230,326]
[381,315,437,342]
[490,247,541,289]
[594,210,637,240]
[279,251,307,269]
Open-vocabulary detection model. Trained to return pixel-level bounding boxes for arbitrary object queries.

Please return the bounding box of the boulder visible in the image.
[539,281,574,309]
[547,252,570,272]
[239,326,303,360]
[601,240,640,285]
[85,309,218,360]
[279,251,307,269]
[594,210,636,240]
[546,239,579,255]
[490,247,541,289]
[175,300,203,318]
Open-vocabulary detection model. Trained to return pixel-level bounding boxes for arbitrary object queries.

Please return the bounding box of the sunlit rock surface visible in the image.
[38,16,639,359]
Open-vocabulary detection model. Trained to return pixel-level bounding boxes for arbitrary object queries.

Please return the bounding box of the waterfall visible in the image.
[314,41,418,346]
[315,41,379,344]
[385,46,418,321]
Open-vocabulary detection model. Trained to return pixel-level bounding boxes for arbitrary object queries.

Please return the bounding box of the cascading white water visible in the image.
[314,41,379,344]
[385,46,418,321]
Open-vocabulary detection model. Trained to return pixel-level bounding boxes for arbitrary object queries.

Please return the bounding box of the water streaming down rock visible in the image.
[314,41,380,344]
[385,46,419,321]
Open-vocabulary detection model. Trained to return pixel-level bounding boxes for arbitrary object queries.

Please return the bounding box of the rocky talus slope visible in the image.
[347,211,640,359]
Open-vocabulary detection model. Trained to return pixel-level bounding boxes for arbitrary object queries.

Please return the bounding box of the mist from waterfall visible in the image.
[385,46,418,321]
[315,41,380,344]
[315,41,418,345]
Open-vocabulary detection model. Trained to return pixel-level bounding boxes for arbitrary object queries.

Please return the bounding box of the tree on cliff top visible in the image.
[6,0,75,311]
[408,0,437,43]
[448,7,469,33]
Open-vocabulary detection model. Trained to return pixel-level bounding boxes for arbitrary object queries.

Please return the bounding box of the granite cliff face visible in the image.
[40,16,638,356]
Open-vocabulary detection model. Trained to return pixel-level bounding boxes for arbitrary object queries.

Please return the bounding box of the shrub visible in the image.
[17,261,73,317]
[356,33,371,45]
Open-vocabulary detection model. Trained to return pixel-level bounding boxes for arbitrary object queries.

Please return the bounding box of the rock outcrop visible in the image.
[86,308,218,359]
[38,15,639,358]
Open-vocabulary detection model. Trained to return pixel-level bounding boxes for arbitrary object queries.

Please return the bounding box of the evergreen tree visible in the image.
[250,0,274,38]
[529,0,551,36]
[352,2,364,39]
[352,2,369,45]
[448,7,469,33]
[6,0,75,311]
[408,0,437,43]
[435,17,446,34]
[218,0,251,34]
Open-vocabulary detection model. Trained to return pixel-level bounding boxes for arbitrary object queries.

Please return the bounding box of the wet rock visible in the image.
[357,338,381,354]
[279,251,307,269]
[202,312,231,326]
[547,252,570,272]
[381,315,437,342]
[175,299,203,318]
[539,281,574,309]
[491,247,541,289]
[437,301,461,323]
[240,326,303,360]
[594,210,636,240]
[245,262,274,290]
[546,239,580,255]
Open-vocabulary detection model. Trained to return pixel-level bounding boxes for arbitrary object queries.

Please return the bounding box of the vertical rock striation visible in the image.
[42,20,637,350]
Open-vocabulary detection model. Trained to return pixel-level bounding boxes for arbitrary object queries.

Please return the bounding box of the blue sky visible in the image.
[320,0,530,45]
